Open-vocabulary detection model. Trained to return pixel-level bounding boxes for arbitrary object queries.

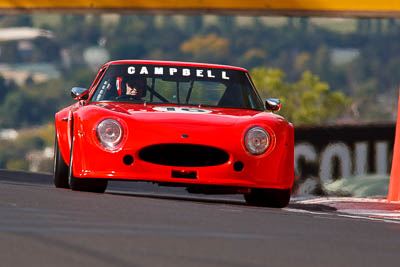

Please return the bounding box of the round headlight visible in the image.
[244,127,270,155]
[97,119,123,149]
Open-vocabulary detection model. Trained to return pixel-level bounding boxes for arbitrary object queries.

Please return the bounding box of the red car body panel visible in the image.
[55,60,294,190]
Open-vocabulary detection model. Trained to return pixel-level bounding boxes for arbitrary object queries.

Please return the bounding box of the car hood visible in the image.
[92,103,280,127]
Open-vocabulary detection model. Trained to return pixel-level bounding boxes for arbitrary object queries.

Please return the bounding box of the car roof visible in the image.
[103,60,248,72]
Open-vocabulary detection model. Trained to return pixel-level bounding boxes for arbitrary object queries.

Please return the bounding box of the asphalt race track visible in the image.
[1,170,400,267]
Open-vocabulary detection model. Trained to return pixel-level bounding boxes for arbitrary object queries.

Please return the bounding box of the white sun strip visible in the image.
[339,210,400,217]
[285,207,400,224]
[289,197,400,224]
[296,197,392,204]
[283,208,329,216]
[337,214,400,224]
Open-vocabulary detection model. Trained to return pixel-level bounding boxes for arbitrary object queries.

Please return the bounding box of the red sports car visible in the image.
[54,60,294,207]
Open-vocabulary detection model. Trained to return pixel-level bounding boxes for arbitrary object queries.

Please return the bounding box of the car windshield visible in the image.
[90,63,264,110]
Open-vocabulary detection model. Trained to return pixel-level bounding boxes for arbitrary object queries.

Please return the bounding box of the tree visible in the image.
[0,41,22,63]
[251,67,351,125]
[217,16,235,34]
[240,48,267,69]
[0,75,17,105]
[0,15,33,27]
[180,33,230,62]
[183,16,204,35]
[0,78,74,128]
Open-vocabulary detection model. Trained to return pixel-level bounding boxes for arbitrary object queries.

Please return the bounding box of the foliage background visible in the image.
[0,15,398,172]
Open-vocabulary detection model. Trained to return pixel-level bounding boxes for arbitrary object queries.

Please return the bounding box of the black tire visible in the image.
[244,188,291,208]
[53,135,70,188]
[68,128,108,193]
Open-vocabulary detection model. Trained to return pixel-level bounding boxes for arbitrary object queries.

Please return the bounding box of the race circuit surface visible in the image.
[1,169,400,267]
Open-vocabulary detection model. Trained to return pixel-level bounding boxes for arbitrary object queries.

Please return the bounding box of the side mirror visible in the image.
[265,98,281,111]
[71,87,89,100]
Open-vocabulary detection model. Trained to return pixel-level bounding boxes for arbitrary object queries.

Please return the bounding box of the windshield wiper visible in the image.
[150,77,155,102]
[176,81,180,104]
[185,80,194,104]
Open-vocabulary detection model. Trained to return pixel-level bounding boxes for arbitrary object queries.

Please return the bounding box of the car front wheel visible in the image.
[68,136,108,193]
[244,188,291,208]
[53,135,70,188]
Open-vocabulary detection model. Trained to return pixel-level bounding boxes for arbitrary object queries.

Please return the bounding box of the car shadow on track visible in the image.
[0,169,337,213]
[106,190,337,212]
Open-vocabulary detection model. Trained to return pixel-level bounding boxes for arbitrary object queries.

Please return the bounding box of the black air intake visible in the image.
[139,144,229,167]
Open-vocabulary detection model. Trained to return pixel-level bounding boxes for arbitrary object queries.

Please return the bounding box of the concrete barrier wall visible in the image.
[294,123,394,193]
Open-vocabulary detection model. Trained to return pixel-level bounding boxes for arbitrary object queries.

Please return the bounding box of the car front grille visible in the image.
[139,144,229,167]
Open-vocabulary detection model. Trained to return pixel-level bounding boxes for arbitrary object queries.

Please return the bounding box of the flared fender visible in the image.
[55,103,81,166]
